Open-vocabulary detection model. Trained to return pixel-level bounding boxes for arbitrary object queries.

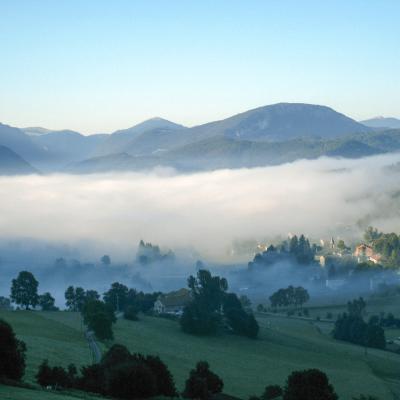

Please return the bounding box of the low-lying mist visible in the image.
[1,153,400,263]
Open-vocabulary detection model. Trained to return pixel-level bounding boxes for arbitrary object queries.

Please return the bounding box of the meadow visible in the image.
[1,308,400,399]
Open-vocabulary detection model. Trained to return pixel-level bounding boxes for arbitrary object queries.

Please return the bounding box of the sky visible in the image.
[0,0,399,134]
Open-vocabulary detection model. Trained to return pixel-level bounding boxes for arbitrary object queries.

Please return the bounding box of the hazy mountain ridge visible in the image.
[0,145,39,175]
[361,116,400,129]
[1,103,398,175]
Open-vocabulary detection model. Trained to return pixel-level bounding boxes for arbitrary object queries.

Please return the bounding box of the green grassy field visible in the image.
[0,385,103,400]
[1,309,400,400]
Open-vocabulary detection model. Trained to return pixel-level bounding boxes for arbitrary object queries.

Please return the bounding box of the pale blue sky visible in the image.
[0,0,399,134]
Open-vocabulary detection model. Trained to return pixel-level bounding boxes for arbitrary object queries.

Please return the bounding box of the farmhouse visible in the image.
[354,244,382,264]
[153,288,191,314]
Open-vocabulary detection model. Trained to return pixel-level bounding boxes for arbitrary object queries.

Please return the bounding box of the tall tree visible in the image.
[10,271,39,310]
[103,282,129,312]
[0,319,26,380]
[183,361,223,400]
[39,292,57,311]
[284,369,338,400]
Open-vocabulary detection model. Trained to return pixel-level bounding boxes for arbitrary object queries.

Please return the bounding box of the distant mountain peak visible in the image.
[361,116,400,129]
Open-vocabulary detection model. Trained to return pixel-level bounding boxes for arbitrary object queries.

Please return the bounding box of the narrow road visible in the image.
[85,330,101,363]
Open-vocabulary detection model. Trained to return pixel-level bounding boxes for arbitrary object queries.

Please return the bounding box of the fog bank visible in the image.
[1,154,400,262]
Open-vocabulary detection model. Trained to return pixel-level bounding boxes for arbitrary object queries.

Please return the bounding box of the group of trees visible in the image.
[180,270,259,338]
[269,286,310,309]
[102,282,160,315]
[249,234,317,271]
[136,240,175,265]
[333,297,386,349]
[251,368,337,400]
[65,286,100,312]
[288,235,316,265]
[64,282,161,340]
[35,343,226,400]
[10,271,57,311]
[36,344,177,399]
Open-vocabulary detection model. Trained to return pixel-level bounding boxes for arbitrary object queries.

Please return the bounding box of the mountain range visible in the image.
[361,116,400,130]
[1,103,399,175]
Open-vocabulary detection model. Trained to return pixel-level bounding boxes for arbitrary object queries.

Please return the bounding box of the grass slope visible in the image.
[114,314,400,399]
[0,385,102,400]
[1,310,400,399]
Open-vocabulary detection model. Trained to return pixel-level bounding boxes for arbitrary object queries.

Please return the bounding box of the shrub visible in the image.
[284,369,338,400]
[107,362,157,399]
[0,319,26,380]
[183,361,223,399]
[124,305,139,321]
[262,384,283,399]
[36,360,75,389]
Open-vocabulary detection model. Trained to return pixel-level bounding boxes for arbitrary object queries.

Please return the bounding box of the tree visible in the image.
[364,226,382,244]
[223,293,259,338]
[0,319,26,380]
[39,292,58,311]
[183,361,223,399]
[283,369,338,400]
[101,254,111,266]
[77,345,177,399]
[293,287,310,308]
[64,286,87,312]
[262,385,283,399]
[347,297,366,317]
[10,271,39,310]
[181,270,228,336]
[0,296,11,310]
[143,355,177,397]
[82,300,116,340]
[107,362,157,399]
[36,360,74,389]
[103,282,129,312]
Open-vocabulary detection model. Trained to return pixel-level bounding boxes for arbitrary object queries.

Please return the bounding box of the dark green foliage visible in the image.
[181,301,220,335]
[10,271,39,310]
[107,362,157,399]
[64,286,86,312]
[103,282,129,312]
[347,297,366,317]
[352,396,380,400]
[262,384,283,399]
[36,360,76,389]
[283,369,338,400]
[289,235,315,264]
[363,228,400,268]
[223,293,259,338]
[181,270,228,336]
[183,361,223,399]
[78,345,177,399]
[142,355,178,397]
[82,300,116,340]
[0,319,26,380]
[38,292,58,311]
[333,300,386,350]
[364,227,382,244]
[124,305,139,321]
[269,286,310,308]
[78,364,105,394]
